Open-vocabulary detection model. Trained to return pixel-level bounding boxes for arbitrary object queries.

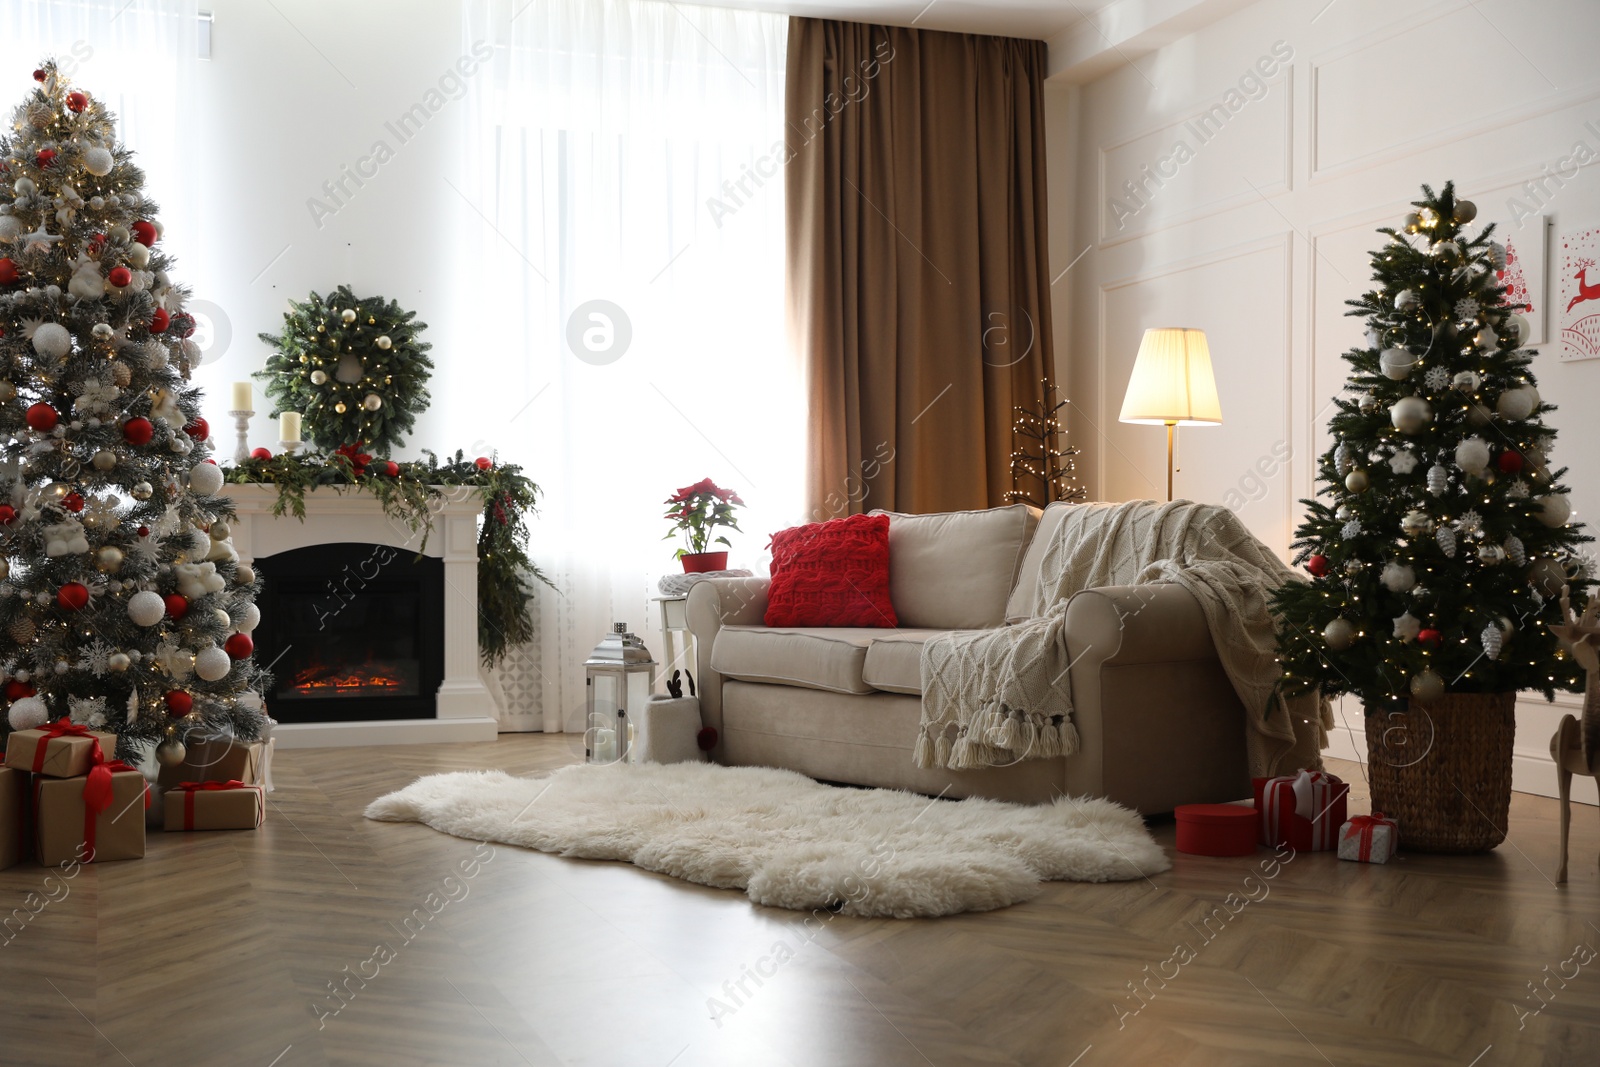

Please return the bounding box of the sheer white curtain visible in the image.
[456,0,798,732]
[0,1,200,268]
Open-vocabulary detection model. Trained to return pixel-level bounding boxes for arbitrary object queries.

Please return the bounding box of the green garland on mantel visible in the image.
[223,449,553,667]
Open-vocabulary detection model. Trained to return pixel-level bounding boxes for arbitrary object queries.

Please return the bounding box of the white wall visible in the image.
[185,0,483,457]
[1047,0,1600,804]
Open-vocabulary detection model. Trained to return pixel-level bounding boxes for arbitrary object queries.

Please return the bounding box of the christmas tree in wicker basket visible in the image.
[1272,182,1593,853]
[0,61,269,765]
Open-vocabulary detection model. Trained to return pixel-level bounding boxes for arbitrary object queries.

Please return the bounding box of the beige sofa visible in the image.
[686,503,1253,813]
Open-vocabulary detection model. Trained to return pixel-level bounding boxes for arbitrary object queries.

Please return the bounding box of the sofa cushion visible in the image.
[712,626,887,695]
[860,630,946,695]
[1004,501,1079,623]
[765,514,898,628]
[871,505,1040,630]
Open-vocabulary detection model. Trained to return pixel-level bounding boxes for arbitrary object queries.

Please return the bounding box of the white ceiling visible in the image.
[699,0,1120,41]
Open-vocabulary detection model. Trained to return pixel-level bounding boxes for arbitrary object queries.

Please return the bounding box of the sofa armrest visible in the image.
[686,577,771,758]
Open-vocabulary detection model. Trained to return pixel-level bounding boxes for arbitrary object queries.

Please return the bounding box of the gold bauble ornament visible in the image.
[156,737,187,767]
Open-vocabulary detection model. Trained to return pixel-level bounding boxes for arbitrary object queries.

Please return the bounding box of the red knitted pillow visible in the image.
[764,514,898,628]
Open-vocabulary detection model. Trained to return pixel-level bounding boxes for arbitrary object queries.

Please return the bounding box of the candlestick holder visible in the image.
[228,409,253,465]
[279,439,302,456]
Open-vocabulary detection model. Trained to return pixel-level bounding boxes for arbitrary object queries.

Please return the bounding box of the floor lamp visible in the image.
[1118,327,1223,502]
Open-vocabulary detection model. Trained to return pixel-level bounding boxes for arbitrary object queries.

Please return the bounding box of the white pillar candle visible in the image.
[279,411,302,442]
[231,381,253,411]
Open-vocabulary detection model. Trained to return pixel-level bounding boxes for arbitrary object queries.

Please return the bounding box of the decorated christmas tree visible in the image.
[1274,181,1592,712]
[0,60,268,763]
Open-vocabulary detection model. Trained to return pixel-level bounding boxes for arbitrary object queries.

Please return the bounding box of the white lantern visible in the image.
[584,623,657,765]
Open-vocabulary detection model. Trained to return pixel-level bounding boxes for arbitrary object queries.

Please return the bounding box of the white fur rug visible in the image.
[364,762,1169,918]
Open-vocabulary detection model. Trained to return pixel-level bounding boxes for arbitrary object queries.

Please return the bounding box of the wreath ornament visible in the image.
[256,285,433,454]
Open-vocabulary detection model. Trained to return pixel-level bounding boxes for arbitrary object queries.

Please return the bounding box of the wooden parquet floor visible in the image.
[1,736,1597,1066]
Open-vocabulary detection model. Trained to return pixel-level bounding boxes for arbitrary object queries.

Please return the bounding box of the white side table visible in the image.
[652,594,693,683]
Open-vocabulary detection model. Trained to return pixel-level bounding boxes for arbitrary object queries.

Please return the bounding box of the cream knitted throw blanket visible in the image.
[914,500,1329,778]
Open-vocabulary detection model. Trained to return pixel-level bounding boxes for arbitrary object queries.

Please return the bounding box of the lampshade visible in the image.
[1118,327,1223,426]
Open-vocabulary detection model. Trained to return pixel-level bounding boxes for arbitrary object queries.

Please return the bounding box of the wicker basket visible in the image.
[1363,691,1516,853]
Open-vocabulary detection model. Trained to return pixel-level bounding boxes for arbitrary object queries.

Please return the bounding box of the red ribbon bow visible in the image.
[1342,812,1392,862]
[30,717,104,773]
[177,780,250,830]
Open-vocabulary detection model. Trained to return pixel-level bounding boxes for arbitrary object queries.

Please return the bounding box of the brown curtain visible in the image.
[786,17,1054,519]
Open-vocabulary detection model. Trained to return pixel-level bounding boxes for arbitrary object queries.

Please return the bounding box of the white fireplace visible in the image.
[223,483,499,748]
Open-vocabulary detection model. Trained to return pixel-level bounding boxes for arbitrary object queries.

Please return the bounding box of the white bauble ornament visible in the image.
[195,646,231,682]
[1528,557,1567,595]
[1452,370,1481,392]
[128,590,166,626]
[1453,199,1477,224]
[1409,669,1445,703]
[1346,469,1370,492]
[1395,289,1421,311]
[1393,613,1422,642]
[238,602,261,633]
[82,146,114,176]
[1323,618,1356,650]
[32,323,72,360]
[1381,562,1417,592]
[7,696,48,731]
[1455,437,1491,476]
[1427,465,1449,497]
[1379,348,1415,379]
[376,335,392,350]
[362,393,382,412]
[1390,396,1432,434]
[1474,325,1500,351]
[188,462,224,497]
[1495,384,1538,421]
[310,370,328,385]
[1535,493,1572,528]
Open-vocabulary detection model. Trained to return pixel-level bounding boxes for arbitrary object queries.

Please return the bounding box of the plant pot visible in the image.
[1363,691,1516,853]
[680,551,728,573]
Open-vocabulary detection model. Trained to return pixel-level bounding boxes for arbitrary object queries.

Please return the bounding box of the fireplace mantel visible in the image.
[223,483,499,748]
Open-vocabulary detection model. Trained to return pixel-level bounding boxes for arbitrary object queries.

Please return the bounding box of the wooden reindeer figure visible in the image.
[1549,587,1600,883]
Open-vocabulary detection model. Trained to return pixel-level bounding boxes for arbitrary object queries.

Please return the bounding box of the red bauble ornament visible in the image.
[56,583,89,611]
[1497,450,1525,474]
[66,91,88,113]
[224,633,254,660]
[107,266,132,288]
[35,149,56,168]
[32,69,46,83]
[1417,628,1443,647]
[0,505,14,525]
[164,691,192,717]
[184,417,209,440]
[1306,554,1331,577]
[0,258,18,286]
[123,417,154,445]
[163,594,189,620]
[131,220,157,246]
[25,403,59,431]
[150,307,170,333]
[62,492,83,512]
[4,680,33,701]
[474,457,492,470]
[250,447,273,460]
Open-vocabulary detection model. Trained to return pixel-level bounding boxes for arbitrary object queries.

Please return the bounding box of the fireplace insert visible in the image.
[251,542,444,723]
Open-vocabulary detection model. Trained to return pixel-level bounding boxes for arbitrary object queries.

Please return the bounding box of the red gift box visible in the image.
[1253,770,1348,852]
[1175,803,1258,856]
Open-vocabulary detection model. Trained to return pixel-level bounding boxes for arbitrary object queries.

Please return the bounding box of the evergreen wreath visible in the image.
[256,285,433,454]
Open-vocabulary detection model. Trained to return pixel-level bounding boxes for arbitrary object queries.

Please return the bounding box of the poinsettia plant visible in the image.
[663,477,744,558]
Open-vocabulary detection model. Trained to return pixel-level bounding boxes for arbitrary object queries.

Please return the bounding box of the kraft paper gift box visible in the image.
[1253,770,1349,852]
[35,763,148,867]
[0,766,26,871]
[157,737,268,791]
[5,721,118,778]
[163,781,265,832]
[1338,813,1399,864]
